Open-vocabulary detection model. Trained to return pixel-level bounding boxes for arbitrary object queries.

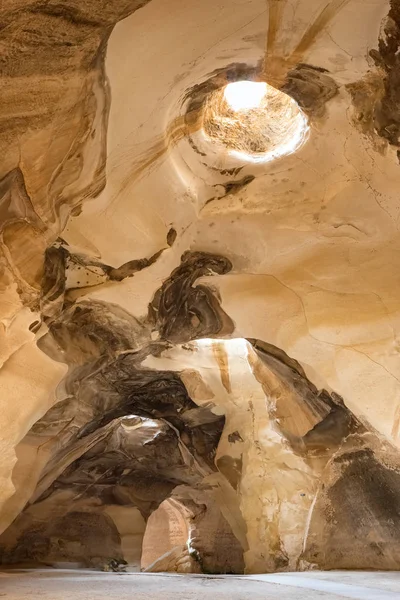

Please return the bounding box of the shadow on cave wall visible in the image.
[2,251,400,572]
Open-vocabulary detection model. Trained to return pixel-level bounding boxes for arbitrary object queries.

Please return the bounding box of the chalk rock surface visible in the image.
[1,0,400,574]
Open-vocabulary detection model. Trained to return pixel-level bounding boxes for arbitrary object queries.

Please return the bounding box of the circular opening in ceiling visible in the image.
[202,80,308,163]
[224,80,268,111]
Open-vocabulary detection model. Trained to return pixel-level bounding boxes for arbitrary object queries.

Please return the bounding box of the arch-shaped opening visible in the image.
[140,489,245,574]
[141,498,194,573]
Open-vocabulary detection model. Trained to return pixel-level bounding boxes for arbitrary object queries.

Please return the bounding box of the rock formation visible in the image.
[1,0,400,575]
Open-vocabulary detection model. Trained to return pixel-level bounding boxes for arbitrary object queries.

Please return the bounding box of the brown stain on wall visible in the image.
[212,340,232,393]
[266,0,286,60]
[303,445,400,570]
[368,0,400,151]
[262,0,350,88]
[247,339,360,451]
[148,251,234,343]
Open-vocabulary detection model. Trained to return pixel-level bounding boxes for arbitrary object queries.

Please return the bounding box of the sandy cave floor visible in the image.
[1,570,400,600]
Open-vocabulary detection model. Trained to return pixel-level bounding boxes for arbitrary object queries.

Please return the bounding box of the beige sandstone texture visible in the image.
[1,0,400,575]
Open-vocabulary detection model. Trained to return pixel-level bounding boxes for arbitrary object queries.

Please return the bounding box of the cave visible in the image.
[1,0,400,599]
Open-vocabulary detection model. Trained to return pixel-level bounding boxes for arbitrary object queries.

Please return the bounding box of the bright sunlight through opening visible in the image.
[203,79,309,162]
[224,81,268,112]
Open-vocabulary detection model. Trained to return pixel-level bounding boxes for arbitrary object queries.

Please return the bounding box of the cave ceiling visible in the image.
[1,0,400,575]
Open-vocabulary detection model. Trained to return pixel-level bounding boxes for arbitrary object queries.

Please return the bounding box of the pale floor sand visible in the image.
[1,570,400,600]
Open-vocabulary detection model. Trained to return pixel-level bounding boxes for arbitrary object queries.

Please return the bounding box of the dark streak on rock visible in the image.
[282,63,338,117]
[215,174,255,197]
[216,455,242,491]
[303,447,400,569]
[228,431,244,444]
[188,136,207,157]
[44,299,150,364]
[248,338,308,379]
[40,228,176,320]
[167,227,177,246]
[40,244,69,320]
[248,338,362,454]
[204,166,244,177]
[370,1,400,148]
[148,251,235,343]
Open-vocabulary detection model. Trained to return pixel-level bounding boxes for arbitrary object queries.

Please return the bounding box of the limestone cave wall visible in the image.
[1,0,400,575]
